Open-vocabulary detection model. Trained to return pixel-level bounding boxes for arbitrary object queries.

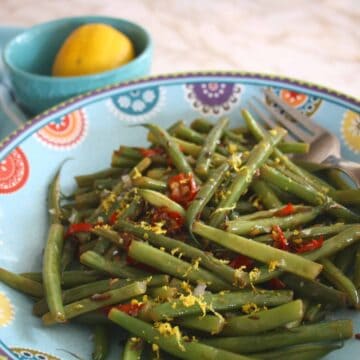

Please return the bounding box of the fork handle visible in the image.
[324,155,360,187]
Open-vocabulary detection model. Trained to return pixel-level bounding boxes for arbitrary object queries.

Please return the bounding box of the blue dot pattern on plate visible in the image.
[107,86,165,122]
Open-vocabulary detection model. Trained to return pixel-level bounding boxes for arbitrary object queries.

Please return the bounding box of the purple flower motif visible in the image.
[185,82,242,115]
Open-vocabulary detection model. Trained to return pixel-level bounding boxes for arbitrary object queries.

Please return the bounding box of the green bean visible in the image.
[80,251,148,279]
[146,168,170,180]
[252,342,342,360]
[304,225,360,261]
[138,188,186,216]
[277,142,309,154]
[176,314,225,334]
[93,237,112,255]
[22,270,106,288]
[226,206,321,236]
[261,164,360,222]
[243,110,329,191]
[319,258,359,308]
[190,118,248,145]
[335,244,357,274]
[117,146,143,161]
[132,176,167,191]
[222,300,304,336]
[93,177,119,190]
[111,154,138,168]
[128,240,232,292]
[75,190,100,209]
[250,179,282,209]
[326,168,353,190]
[61,241,76,273]
[143,289,293,321]
[88,159,151,223]
[209,127,287,227]
[195,117,229,177]
[149,285,178,301]
[303,303,324,323]
[193,222,323,280]
[281,273,346,307]
[48,165,63,224]
[42,223,66,322]
[203,320,352,354]
[116,220,249,287]
[74,311,110,325]
[353,243,360,288]
[330,189,360,206]
[109,309,255,360]
[42,280,147,325]
[79,239,99,255]
[145,124,194,175]
[75,167,124,188]
[0,267,44,297]
[92,227,124,247]
[172,123,231,156]
[92,325,109,360]
[186,162,229,231]
[123,337,144,360]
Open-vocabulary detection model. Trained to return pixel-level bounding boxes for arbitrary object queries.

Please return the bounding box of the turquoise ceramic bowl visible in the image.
[2,16,152,114]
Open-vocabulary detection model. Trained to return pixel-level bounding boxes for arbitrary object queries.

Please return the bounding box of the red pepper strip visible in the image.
[139,147,164,158]
[271,225,289,251]
[275,203,295,217]
[229,255,254,270]
[116,302,145,316]
[268,278,286,290]
[108,211,121,226]
[152,207,184,233]
[296,236,324,253]
[65,222,93,238]
[168,172,199,208]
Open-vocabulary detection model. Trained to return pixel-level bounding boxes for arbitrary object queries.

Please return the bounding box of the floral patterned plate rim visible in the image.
[0,72,359,360]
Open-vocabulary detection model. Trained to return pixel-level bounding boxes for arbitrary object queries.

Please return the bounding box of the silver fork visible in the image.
[248,88,360,186]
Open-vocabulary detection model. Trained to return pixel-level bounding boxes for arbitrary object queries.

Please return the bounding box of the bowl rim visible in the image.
[0,70,359,159]
[2,15,153,83]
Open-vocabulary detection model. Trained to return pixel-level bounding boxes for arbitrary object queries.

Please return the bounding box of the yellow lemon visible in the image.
[52,23,135,76]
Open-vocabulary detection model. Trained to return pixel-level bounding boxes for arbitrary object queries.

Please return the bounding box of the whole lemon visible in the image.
[52,23,135,77]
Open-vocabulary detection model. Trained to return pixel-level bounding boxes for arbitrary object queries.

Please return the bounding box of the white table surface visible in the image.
[0,0,359,98]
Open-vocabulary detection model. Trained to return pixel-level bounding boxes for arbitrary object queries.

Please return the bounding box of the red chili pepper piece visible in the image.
[152,206,184,233]
[65,222,93,238]
[271,225,289,251]
[268,278,286,290]
[108,211,121,225]
[296,236,324,253]
[168,172,199,208]
[229,255,254,270]
[275,203,295,217]
[116,302,145,316]
[139,147,164,158]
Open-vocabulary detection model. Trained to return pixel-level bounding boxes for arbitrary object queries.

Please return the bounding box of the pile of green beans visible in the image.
[1,111,359,360]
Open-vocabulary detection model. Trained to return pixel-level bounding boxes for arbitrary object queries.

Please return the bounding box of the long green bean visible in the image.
[42,223,66,322]
[123,337,144,360]
[109,309,256,360]
[145,124,194,175]
[128,240,232,292]
[203,320,352,354]
[209,127,287,227]
[319,258,360,308]
[222,300,304,336]
[143,289,293,321]
[92,325,109,360]
[250,179,282,209]
[193,222,323,280]
[195,117,229,177]
[0,267,44,297]
[42,280,147,325]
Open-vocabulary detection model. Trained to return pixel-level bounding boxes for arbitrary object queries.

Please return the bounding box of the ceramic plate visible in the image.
[0,73,359,360]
